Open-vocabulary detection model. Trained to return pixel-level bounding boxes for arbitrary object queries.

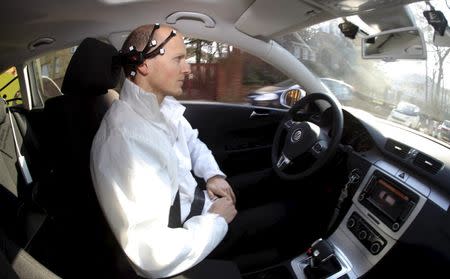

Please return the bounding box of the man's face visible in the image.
[145,28,191,98]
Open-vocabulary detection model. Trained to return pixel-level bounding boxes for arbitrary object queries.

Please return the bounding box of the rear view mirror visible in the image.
[362,27,427,61]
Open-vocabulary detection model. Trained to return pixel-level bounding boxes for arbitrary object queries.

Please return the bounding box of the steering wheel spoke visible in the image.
[283,119,295,130]
[276,153,292,170]
[293,110,314,121]
[310,140,329,159]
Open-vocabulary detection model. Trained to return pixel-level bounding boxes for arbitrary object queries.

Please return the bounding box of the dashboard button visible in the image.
[392,222,400,231]
[347,218,356,229]
[358,230,368,240]
[396,170,409,181]
[358,193,365,201]
[370,242,382,254]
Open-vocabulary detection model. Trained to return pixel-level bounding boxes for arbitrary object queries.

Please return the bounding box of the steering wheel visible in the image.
[271,92,344,180]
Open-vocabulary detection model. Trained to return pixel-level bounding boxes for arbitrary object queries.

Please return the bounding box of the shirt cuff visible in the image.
[203,170,227,183]
[205,212,228,232]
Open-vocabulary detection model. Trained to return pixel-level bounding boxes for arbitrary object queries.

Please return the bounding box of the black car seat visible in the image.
[0,227,60,279]
[0,99,48,246]
[40,38,123,278]
[0,99,61,278]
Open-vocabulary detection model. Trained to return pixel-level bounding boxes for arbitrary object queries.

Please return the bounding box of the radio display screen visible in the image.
[367,178,410,221]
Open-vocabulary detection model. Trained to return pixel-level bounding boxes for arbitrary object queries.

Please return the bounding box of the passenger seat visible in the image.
[0,100,46,248]
[0,100,60,278]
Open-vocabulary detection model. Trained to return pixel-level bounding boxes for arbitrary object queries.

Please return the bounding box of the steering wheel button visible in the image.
[314,143,323,152]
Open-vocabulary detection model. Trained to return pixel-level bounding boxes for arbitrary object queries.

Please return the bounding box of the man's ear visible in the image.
[136,60,150,76]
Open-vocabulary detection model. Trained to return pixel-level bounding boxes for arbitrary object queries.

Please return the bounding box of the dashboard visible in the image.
[341,110,374,152]
[331,107,450,277]
[182,100,448,278]
[342,107,450,195]
[315,107,374,152]
[288,102,450,277]
[291,152,450,278]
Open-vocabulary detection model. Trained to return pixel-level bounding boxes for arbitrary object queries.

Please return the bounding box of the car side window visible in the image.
[180,38,290,109]
[30,46,77,104]
[0,67,22,107]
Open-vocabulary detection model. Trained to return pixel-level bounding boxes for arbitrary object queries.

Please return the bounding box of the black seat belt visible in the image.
[168,191,182,228]
[183,185,205,224]
[168,184,206,228]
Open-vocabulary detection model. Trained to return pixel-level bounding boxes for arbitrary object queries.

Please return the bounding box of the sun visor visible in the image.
[235,0,420,38]
[358,5,415,32]
[235,0,323,38]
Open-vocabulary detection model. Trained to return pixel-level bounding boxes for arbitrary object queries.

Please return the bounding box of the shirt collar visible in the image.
[160,96,186,130]
[120,79,186,133]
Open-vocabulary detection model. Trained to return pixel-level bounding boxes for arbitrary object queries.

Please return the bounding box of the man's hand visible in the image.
[208,197,237,223]
[206,176,236,204]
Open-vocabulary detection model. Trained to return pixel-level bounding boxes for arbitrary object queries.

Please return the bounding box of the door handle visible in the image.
[250,110,270,118]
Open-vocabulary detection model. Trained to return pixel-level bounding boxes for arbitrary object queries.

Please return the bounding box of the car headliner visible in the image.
[1,0,421,66]
[1,0,424,97]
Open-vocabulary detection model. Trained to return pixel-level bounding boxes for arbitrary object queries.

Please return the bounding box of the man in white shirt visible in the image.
[91,24,237,278]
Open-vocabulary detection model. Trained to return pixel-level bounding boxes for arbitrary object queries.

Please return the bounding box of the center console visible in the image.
[290,161,428,278]
[356,170,420,234]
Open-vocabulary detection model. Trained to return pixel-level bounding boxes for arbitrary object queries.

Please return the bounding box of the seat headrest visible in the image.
[0,100,6,124]
[61,38,121,96]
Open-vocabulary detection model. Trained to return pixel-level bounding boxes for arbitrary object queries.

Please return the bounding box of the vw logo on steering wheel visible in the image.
[291,129,303,143]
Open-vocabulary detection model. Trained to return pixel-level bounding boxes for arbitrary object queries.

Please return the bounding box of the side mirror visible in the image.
[362,27,427,61]
[280,87,306,108]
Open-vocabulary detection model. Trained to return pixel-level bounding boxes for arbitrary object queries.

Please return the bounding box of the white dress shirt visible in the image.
[90,79,228,278]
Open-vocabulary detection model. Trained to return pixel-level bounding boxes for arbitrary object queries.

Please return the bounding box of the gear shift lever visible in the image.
[309,239,334,268]
[304,239,342,279]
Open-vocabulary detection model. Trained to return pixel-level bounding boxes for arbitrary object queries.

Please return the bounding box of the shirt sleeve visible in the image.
[90,128,228,278]
[180,117,226,182]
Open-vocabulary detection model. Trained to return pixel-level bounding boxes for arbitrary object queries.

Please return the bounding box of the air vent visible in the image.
[413,153,443,174]
[385,139,410,158]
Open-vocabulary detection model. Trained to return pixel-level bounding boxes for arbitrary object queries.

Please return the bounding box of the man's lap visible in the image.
[208,201,289,259]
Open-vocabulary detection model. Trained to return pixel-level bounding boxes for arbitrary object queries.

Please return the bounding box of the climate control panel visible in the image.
[347,212,387,255]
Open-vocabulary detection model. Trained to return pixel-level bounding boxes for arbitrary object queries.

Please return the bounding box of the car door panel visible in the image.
[182,102,286,177]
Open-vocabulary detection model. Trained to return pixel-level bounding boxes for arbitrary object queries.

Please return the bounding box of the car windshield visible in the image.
[275,0,450,144]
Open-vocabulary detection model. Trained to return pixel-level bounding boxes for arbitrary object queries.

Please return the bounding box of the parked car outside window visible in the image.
[438,120,450,142]
[387,101,421,129]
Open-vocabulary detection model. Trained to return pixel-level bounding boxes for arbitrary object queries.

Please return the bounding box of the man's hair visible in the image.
[121,24,155,53]
[121,24,155,77]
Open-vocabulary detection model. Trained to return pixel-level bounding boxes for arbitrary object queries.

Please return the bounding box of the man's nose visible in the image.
[182,62,191,75]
